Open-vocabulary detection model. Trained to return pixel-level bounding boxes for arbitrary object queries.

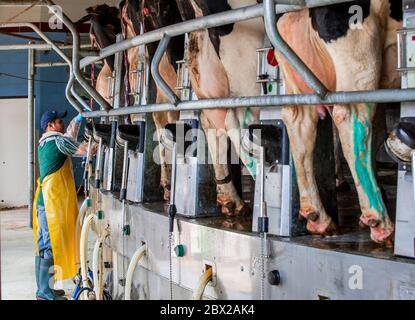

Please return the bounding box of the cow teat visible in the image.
[142,7,151,17]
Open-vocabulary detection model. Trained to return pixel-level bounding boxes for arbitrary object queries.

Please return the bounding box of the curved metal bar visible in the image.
[44,0,112,112]
[70,78,90,111]
[0,22,86,113]
[150,34,180,105]
[82,88,415,118]
[263,0,327,97]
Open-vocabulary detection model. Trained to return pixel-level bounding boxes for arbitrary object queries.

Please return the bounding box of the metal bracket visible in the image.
[397,28,415,73]
[256,47,280,83]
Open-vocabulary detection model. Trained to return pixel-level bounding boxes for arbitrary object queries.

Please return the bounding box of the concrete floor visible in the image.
[1,208,37,300]
[1,206,96,300]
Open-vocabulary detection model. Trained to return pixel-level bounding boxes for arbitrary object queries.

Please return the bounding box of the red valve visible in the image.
[267,48,278,67]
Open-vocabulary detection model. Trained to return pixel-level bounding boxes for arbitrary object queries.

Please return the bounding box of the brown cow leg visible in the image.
[333,104,394,244]
[324,17,394,243]
[282,105,336,236]
[200,111,248,216]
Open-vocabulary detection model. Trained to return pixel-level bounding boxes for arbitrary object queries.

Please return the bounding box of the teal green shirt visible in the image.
[37,134,80,206]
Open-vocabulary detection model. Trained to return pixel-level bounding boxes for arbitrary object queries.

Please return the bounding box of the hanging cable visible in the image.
[5,1,41,23]
[0,71,68,84]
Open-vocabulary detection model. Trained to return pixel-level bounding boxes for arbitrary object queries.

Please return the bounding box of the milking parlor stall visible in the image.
[1,0,415,301]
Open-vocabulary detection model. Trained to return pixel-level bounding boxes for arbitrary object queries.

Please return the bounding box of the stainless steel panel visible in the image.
[395,170,415,258]
[126,151,144,203]
[253,164,292,236]
[97,191,415,300]
[175,156,199,216]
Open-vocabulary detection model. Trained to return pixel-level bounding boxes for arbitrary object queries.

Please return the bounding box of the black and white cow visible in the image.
[272,0,402,243]
[77,4,124,104]
[122,0,401,243]
[123,0,264,215]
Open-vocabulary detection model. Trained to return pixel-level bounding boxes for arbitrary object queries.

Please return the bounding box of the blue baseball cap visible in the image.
[40,110,68,131]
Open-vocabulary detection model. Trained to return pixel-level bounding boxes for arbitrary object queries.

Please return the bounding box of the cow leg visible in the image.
[201,110,249,216]
[153,112,171,201]
[333,104,393,243]
[282,105,337,235]
[325,21,394,243]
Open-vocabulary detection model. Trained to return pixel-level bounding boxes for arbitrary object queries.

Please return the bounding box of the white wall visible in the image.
[0,0,119,23]
[0,98,28,209]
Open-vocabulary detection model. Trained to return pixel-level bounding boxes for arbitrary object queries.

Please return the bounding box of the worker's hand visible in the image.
[74,113,84,124]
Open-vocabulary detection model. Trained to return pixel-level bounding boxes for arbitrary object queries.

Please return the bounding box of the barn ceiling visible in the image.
[0,0,120,23]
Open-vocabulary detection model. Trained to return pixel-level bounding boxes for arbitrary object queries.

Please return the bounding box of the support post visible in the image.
[28,44,35,228]
[44,0,111,111]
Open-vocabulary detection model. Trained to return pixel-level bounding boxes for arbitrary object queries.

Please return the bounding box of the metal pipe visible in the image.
[121,142,129,193]
[0,22,87,112]
[0,31,65,43]
[44,0,111,112]
[82,88,415,118]
[35,61,68,67]
[0,43,91,51]
[151,34,180,105]
[28,44,35,229]
[79,0,354,69]
[264,0,327,97]
[0,0,43,4]
[412,151,415,211]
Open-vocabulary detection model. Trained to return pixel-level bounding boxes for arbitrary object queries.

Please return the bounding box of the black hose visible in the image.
[103,290,113,300]
[74,287,94,300]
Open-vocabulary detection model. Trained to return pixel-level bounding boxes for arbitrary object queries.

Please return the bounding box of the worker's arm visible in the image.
[64,114,83,140]
[60,114,98,157]
[55,135,89,157]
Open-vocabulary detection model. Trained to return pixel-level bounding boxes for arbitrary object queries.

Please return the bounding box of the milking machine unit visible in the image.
[245,38,337,238]
[163,33,217,218]
[116,124,142,286]
[387,0,415,258]
[245,40,293,237]
[102,34,125,193]
[126,37,162,203]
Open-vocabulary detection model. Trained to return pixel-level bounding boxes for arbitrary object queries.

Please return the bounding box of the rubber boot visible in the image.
[37,257,67,300]
[35,256,41,298]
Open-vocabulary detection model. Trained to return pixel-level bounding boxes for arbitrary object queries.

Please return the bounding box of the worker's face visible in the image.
[47,118,65,134]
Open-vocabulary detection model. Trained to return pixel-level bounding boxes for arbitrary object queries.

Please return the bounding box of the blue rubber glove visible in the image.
[74,113,84,124]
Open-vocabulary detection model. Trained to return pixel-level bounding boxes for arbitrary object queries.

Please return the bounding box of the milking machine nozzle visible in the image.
[168,204,177,233]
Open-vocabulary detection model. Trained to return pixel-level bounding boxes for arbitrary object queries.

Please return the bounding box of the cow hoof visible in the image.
[360,215,394,244]
[235,202,251,217]
[307,218,338,236]
[219,200,250,217]
[307,212,319,222]
[219,200,236,216]
[369,224,394,245]
[367,219,381,228]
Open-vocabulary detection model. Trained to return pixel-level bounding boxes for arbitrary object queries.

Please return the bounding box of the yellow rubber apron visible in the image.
[32,158,79,281]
